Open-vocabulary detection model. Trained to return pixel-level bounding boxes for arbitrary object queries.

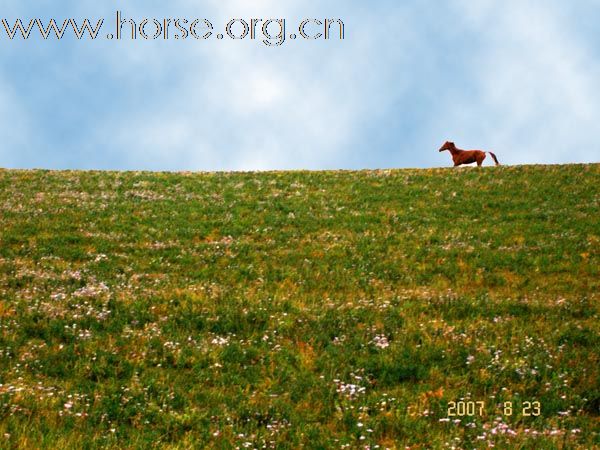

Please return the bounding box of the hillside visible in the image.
[0,164,598,448]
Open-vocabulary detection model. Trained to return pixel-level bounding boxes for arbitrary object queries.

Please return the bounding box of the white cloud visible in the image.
[87,1,390,170]
[1,0,599,169]
[0,79,34,168]
[433,0,600,164]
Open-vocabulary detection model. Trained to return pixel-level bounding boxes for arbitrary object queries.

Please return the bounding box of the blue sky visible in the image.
[1,0,599,171]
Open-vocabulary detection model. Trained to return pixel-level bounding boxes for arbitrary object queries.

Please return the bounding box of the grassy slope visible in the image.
[0,164,598,449]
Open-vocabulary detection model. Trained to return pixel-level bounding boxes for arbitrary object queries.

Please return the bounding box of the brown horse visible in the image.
[439,141,500,167]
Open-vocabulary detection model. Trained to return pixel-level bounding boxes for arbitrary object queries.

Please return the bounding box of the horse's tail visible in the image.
[488,152,500,166]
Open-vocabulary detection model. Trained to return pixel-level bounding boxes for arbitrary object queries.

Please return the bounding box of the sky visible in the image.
[1,0,599,171]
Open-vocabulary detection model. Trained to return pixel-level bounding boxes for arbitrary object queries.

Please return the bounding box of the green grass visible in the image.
[0,164,598,449]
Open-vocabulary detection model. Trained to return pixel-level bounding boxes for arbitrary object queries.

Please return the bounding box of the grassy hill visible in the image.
[0,164,598,449]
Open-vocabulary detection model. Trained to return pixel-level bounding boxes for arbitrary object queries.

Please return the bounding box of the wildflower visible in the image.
[371,335,389,349]
[211,336,229,346]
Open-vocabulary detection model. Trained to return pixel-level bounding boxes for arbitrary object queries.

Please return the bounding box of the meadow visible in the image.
[0,164,598,449]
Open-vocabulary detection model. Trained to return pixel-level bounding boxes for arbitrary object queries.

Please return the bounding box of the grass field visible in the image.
[0,164,598,449]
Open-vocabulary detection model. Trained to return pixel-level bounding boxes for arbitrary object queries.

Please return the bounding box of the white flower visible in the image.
[371,335,389,349]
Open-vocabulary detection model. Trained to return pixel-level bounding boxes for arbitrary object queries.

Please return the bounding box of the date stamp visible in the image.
[447,400,541,417]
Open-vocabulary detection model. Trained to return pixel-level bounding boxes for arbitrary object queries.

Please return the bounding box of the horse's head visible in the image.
[439,141,455,152]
